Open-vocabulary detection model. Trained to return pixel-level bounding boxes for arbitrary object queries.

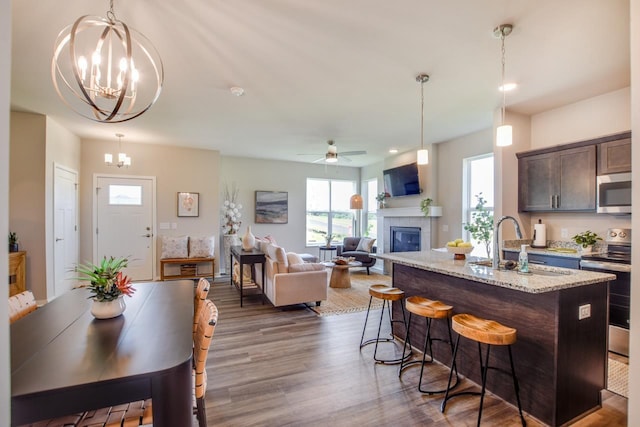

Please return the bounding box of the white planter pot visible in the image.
[91,296,126,319]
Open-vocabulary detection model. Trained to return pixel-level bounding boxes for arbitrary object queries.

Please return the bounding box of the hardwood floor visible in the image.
[204,281,627,426]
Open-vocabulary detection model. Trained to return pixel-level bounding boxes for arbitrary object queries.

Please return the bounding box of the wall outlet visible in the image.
[561,228,569,238]
[171,222,177,229]
[578,304,591,320]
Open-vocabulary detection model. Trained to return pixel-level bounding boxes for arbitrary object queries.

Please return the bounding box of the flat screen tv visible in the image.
[383,162,422,197]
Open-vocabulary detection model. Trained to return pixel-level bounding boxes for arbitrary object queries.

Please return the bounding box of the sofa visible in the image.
[336,237,377,274]
[254,240,328,307]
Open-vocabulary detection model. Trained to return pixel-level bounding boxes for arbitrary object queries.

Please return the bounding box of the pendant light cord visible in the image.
[420,79,425,150]
[501,32,507,125]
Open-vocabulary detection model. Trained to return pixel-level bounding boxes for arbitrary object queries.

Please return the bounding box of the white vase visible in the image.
[242,226,256,251]
[91,296,126,319]
[581,245,593,254]
[222,234,240,274]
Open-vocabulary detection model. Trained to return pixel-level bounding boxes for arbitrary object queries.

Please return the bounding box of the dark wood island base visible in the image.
[391,263,608,427]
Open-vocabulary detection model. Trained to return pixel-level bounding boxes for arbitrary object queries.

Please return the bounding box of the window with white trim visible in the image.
[306,178,357,246]
[462,154,494,257]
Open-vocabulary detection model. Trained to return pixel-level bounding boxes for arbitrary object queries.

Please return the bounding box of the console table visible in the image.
[230,246,265,307]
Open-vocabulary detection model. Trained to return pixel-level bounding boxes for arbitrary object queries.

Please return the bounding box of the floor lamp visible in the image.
[350,194,363,237]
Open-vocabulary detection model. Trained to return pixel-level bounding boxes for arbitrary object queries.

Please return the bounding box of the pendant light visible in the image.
[494,24,513,147]
[52,0,164,123]
[105,133,131,167]
[416,74,430,165]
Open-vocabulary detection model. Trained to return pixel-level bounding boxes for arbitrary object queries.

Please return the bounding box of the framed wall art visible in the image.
[255,191,288,224]
[177,192,199,217]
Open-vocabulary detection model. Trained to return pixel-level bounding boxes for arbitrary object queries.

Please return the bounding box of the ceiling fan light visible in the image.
[496,124,513,147]
[417,149,429,165]
[325,152,338,163]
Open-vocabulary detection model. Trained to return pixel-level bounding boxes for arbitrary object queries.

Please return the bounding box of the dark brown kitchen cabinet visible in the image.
[598,137,631,174]
[518,145,596,212]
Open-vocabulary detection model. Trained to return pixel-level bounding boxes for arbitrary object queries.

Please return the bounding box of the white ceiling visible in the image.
[11,0,630,167]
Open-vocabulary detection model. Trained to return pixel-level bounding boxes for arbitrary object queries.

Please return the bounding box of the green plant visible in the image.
[375,192,388,202]
[463,193,494,258]
[420,198,433,216]
[76,256,135,301]
[9,231,17,245]
[572,231,602,248]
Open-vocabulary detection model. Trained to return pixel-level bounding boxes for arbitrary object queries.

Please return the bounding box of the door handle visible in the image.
[141,234,152,238]
[55,237,64,242]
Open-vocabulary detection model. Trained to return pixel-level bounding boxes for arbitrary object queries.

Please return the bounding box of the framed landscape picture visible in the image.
[255,191,288,224]
[177,192,199,217]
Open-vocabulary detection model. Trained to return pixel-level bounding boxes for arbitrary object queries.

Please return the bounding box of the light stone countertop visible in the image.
[375,250,616,294]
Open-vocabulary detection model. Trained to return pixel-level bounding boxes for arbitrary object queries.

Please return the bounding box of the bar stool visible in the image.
[399,296,459,394]
[441,313,526,427]
[359,284,412,364]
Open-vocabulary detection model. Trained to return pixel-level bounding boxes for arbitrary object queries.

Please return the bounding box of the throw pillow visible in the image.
[161,235,189,259]
[189,235,215,258]
[355,237,376,253]
[266,243,288,273]
[287,252,305,265]
[289,263,325,273]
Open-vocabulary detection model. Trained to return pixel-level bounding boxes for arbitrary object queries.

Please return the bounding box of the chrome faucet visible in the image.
[492,215,523,269]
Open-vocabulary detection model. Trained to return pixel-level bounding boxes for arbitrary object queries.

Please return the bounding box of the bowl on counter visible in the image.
[446,245,474,260]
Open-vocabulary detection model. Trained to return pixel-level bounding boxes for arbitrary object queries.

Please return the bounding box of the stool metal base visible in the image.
[399,314,460,394]
[359,296,412,364]
[441,336,526,427]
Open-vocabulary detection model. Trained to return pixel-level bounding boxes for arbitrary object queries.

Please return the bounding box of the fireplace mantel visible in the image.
[376,206,442,218]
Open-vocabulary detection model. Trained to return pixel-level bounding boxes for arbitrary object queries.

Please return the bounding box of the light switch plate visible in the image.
[159,222,170,230]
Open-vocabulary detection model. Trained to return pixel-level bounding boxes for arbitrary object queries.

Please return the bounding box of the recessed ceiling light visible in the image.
[230,86,245,96]
[389,148,398,154]
[499,83,517,92]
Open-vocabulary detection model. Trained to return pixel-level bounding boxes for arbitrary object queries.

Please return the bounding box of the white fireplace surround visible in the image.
[376,206,442,273]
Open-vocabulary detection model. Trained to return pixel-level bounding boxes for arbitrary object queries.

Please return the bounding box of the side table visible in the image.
[318,246,337,261]
[230,245,266,307]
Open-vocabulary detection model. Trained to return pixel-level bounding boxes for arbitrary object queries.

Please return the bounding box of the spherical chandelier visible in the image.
[51,0,164,123]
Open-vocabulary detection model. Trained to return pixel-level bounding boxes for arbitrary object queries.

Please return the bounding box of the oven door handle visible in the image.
[580,260,632,273]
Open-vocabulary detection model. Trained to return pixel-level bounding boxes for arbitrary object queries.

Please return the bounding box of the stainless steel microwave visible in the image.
[597,172,631,214]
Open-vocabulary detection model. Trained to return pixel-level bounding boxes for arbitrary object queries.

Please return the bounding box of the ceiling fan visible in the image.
[299,140,367,163]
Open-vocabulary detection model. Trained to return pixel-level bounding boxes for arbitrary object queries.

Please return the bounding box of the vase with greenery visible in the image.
[420,198,433,217]
[463,193,494,258]
[9,231,18,252]
[376,192,389,209]
[77,256,135,319]
[572,231,602,250]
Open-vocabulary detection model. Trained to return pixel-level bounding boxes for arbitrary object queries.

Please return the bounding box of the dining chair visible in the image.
[9,290,37,323]
[194,278,211,340]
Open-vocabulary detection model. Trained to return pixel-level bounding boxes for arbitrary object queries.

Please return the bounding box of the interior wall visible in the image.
[80,139,220,277]
[219,156,359,255]
[1,0,11,422]
[9,112,47,299]
[522,88,632,241]
[436,128,493,247]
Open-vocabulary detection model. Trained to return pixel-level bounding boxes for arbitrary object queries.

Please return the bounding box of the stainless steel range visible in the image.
[580,228,631,356]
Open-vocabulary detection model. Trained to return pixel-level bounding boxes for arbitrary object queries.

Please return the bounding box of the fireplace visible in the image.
[391,226,421,252]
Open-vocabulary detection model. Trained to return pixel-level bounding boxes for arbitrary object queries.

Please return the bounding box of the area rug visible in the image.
[308,271,391,316]
[608,358,628,398]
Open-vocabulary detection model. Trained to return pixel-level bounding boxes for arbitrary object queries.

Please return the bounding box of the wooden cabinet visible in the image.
[518,145,596,212]
[598,137,631,174]
[160,257,215,281]
[9,251,26,297]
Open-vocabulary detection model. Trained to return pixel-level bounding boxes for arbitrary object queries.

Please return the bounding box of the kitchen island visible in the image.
[376,250,615,427]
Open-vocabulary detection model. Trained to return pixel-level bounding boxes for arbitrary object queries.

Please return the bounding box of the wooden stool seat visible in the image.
[451,313,517,346]
[368,284,405,301]
[405,296,452,319]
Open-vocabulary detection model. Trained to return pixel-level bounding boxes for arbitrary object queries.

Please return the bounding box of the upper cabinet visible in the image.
[517,131,630,213]
[598,137,631,175]
[518,145,596,212]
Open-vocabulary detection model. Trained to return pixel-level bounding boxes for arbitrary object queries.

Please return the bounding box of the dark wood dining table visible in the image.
[10,281,194,427]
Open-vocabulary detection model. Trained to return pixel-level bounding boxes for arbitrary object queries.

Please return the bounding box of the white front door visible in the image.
[53,165,78,298]
[95,175,155,281]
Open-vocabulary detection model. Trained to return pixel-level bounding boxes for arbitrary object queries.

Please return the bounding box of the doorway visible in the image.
[94,175,156,281]
[53,164,78,298]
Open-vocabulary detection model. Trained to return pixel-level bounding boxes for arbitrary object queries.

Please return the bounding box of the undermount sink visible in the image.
[468,260,574,276]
